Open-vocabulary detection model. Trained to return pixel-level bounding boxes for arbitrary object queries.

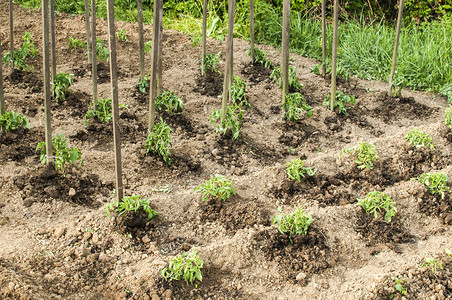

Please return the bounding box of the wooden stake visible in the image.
[221,0,234,122]
[106,0,124,201]
[84,0,92,64]
[0,37,4,117]
[388,0,404,96]
[250,0,255,63]
[281,0,290,107]
[137,0,145,79]
[91,0,98,106]
[201,0,207,76]
[330,0,339,111]
[148,0,161,132]
[42,0,53,167]
[228,0,235,90]
[157,1,163,96]
[49,0,56,82]
[9,0,14,70]
[321,0,326,77]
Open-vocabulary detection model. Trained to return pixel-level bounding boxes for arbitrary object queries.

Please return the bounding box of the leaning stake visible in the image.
[281,0,290,107]
[148,0,161,132]
[42,0,53,167]
[84,0,92,64]
[91,0,98,106]
[9,0,14,70]
[106,0,124,201]
[137,0,145,79]
[388,0,405,96]
[50,0,56,81]
[330,0,339,110]
[201,0,207,76]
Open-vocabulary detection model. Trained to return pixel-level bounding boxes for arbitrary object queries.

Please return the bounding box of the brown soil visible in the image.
[1,2,452,300]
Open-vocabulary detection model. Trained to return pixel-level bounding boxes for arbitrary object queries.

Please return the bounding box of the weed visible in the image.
[270,66,303,91]
[422,257,443,274]
[2,32,38,71]
[390,277,407,297]
[52,72,73,103]
[68,37,86,52]
[247,47,274,69]
[272,206,314,242]
[323,91,356,116]
[161,247,203,285]
[194,174,236,202]
[440,84,452,103]
[230,76,249,109]
[96,38,109,62]
[136,73,149,93]
[84,98,127,124]
[152,184,173,193]
[446,249,452,257]
[406,128,434,149]
[144,40,152,54]
[341,142,378,170]
[444,106,452,132]
[145,118,173,165]
[115,28,129,42]
[190,34,201,47]
[156,91,184,114]
[286,158,316,182]
[283,92,313,122]
[36,134,83,173]
[200,52,221,74]
[210,104,244,141]
[0,111,30,132]
[358,191,397,222]
[417,172,449,198]
[105,195,160,220]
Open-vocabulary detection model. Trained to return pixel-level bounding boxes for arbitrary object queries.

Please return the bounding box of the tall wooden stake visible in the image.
[84,0,92,64]
[281,0,290,107]
[330,0,339,110]
[157,1,163,96]
[91,0,98,106]
[228,0,235,89]
[201,0,207,76]
[250,0,255,63]
[221,0,235,122]
[321,0,326,77]
[148,0,161,132]
[49,0,56,81]
[42,0,53,167]
[137,0,145,79]
[9,0,14,70]
[106,0,124,201]
[0,38,4,117]
[388,0,404,96]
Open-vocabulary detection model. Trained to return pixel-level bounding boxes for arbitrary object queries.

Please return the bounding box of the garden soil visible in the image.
[1,2,451,299]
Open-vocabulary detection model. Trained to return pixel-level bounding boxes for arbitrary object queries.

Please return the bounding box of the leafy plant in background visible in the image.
[286,158,316,181]
[422,257,443,274]
[115,28,129,42]
[194,174,236,202]
[156,90,184,114]
[68,37,86,52]
[96,38,109,62]
[283,92,313,122]
[161,247,203,286]
[145,118,173,165]
[36,134,83,173]
[440,83,452,103]
[341,142,378,170]
[270,66,303,91]
[417,172,449,198]
[0,111,30,133]
[230,76,249,109]
[52,72,73,103]
[105,195,160,220]
[390,276,407,298]
[445,106,452,131]
[272,206,314,242]
[247,47,274,69]
[200,52,221,74]
[84,98,127,124]
[210,104,244,141]
[405,128,434,149]
[2,32,38,71]
[136,73,150,93]
[358,191,397,222]
[323,91,356,115]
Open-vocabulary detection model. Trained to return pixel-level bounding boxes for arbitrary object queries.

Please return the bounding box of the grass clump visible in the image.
[210,104,244,141]
[115,28,129,42]
[156,90,184,114]
[422,257,443,274]
[161,247,203,286]
[84,98,127,124]
[283,92,313,122]
[323,91,356,115]
[230,76,249,109]
[52,72,73,103]
[0,111,30,132]
[36,134,83,173]
[417,172,449,198]
[247,47,274,69]
[96,38,109,62]
[272,206,314,242]
[200,52,221,74]
[2,32,38,71]
[445,106,452,131]
[194,175,236,202]
[270,66,303,91]
[406,128,434,149]
[145,118,173,165]
[68,37,86,52]
[105,195,159,220]
[286,158,316,181]
[341,142,378,170]
[358,191,397,222]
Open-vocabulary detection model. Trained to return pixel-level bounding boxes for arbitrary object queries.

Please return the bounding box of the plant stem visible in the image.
[281,0,290,107]
[42,0,53,167]
[330,0,339,110]
[84,0,91,64]
[137,0,144,79]
[91,0,97,106]
[388,0,404,96]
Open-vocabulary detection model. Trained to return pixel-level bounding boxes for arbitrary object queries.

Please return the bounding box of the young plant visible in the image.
[406,128,435,149]
[247,47,274,69]
[283,92,313,122]
[417,172,449,198]
[230,76,249,109]
[210,104,244,141]
[105,195,159,220]
[96,38,109,62]
[286,158,316,182]
[200,52,221,74]
[145,118,173,165]
[136,73,149,93]
[0,111,30,133]
[194,175,236,202]
[391,277,407,297]
[144,40,152,54]
[323,91,356,115]
[161,247,203,285]
[358,191,397,222]
[444,106,452,132]
[84,98,127,124]
[68,37,86,52]
[115,28,129,42]
[270,66,303,91]
[422,257,443,274]
[36,134,83,173]
[272,206,314,242]
[155,91,184,114]
[2,32,38,71]
[341,142,378,170]
[52,72,73,103]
